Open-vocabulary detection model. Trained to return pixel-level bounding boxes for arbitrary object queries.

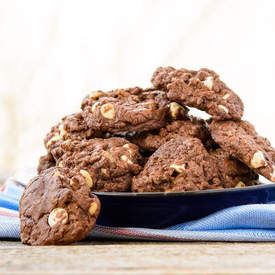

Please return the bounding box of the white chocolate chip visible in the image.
[203,76,214,90]
[70,178,76,186]
[46,134,61,147]
[63,139,72,144]
[104,151,115,162]
[193,77,200,83]
[123,144,133,154]
[140,101,153,108]
[46,124,67,148]
[250,151,267,168]
[59,124,67,138]
[80,170,93,188]
[117,89,127,97]
[48,208,68,227]
[223,93,230,100]
[170,164,186,173]
[58,161,64,168]
[270,166,275,182]
[89,90,104,100]
[128,159,134,164]
[121,155,133,164]
[91,102,100,113]
[169,102,183,119]
[101,168,107,176]
[123,144,130,149]
[218,105,229,113]
[235,181,246,188]
[53,170,64,178]
[152,177,161,184]
[121,155,127,161]
[89,202,98,215]
[100,103,115,119]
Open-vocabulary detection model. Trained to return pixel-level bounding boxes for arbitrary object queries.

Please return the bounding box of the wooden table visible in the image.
[0,241,274,274]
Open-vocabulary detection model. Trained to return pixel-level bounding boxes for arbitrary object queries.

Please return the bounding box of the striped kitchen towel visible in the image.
[1,177,275,242]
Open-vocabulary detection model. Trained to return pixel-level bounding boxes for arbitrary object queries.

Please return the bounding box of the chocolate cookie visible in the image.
[19,167,100,245]
[132,137,258,192]
[37,153,56,174]
[210,120,275,182]
[81,87,169,133]
[54,137,143,192]
[44,112,101,158]
[151,66,244,121]
[132,137,215,192]
[129,116,213,152]
[208,148,259,188]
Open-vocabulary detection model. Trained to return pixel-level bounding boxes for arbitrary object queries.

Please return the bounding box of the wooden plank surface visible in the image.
[0,241,275,274]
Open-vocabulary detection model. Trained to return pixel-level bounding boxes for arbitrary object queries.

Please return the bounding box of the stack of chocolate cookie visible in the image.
[20,66,275,245]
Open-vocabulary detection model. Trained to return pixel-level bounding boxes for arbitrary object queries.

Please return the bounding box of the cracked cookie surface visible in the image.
[132,137,258,192]
[53,137,143,192]
[129,116,213,152]
[81,87,169,133]
[132,137,214,192]
[44,112,101,159]
[151,66,244,121]
[210,120,275,182]
[208,148,259,188]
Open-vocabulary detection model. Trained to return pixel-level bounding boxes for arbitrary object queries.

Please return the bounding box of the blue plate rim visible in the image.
[93,182,275,197]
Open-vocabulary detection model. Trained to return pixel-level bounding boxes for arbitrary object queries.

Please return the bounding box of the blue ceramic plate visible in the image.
[94,183,275,228]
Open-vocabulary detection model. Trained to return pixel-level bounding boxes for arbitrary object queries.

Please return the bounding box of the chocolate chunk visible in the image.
[210,120,275,182]
[81,87,169,133]
[151,66,244,121]
[19,167,100,245]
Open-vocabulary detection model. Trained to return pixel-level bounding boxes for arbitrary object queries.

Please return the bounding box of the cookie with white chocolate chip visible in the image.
[81,87,169,133]
[208,148,259,188]
[132,136,258,192]
[210,120,275,182]
[19,167,100,245]
[44,112,101,159]
[132,137,215,192]
[55,137,143,192]
[151,66,244,121]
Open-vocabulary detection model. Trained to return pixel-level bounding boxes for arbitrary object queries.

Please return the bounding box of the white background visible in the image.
[0,0,275,174]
